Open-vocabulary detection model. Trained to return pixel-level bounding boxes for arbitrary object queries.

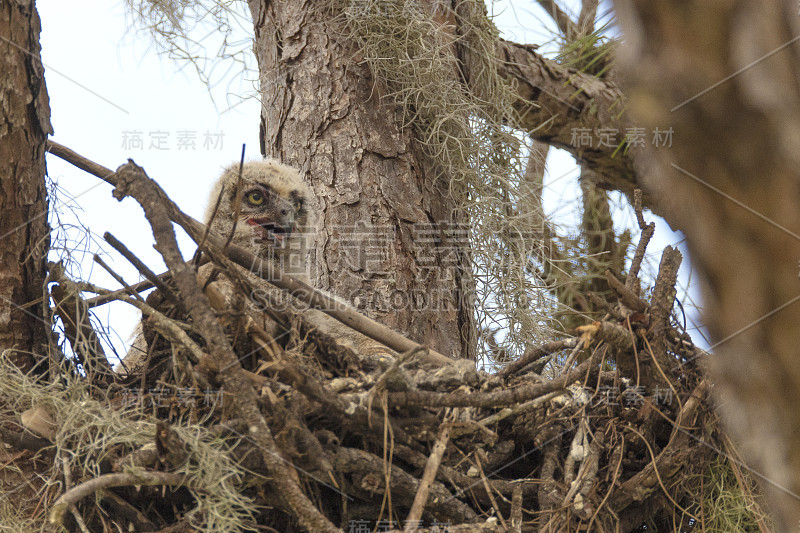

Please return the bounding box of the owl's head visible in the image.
[204,159,314,271]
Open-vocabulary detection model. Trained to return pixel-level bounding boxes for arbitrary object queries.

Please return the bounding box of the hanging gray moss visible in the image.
[341,0,567,362]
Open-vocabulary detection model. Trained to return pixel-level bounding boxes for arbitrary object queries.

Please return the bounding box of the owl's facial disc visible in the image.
[245,217,294,247]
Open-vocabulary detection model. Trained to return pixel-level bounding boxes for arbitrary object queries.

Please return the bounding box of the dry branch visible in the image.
[50,471,189,526]
[405,421,452,529]
[49,262,112,380]
[626,189,655,290]
[496,40,641,204]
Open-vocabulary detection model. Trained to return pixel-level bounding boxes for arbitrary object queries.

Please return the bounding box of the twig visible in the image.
[49,264,112,379]
[538,425,563,512]
[577,0,598,34]
[559,338,588,374]
[93,255,144,303]
[50,471,189,526]
[626,189,655,291]
[84,257,209,308]
[496,338,578,379]
[104,232,182,308]
[625,316,641,388]
[536,0,576,37]
[83,277,157,308]
[60,451,91,533]
[473,448,508,531]
[644,247,683,389]
[98,491,157,531]
[650,247,682,330]
[0,426,51,453]
[380,348,600,408]
[510,484,523,533]
[605,269,647,313]
[475,390,562,428]
[586,434,624,531]
[641,336,681,410]
[404,420,452,531]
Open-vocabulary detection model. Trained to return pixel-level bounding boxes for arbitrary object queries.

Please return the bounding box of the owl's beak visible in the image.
[245,217,294,246]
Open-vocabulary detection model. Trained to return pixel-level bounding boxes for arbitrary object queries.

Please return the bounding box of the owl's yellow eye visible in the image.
[245,191,264,206]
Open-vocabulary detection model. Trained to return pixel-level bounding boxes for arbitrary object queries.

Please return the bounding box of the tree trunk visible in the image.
[0,0,53,371]
[248,0,475,359]
[614,1,800,529]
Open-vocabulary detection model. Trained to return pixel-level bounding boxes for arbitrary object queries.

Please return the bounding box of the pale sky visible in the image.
[35,0,705,362]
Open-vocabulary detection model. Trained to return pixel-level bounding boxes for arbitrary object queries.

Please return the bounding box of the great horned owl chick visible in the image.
[205,159,314,281]
[118,159,315,376]
[117,158,393,377]
[202,158,394,364]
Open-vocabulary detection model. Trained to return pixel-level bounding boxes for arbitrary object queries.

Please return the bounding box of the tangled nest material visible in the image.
[0,143,769,533]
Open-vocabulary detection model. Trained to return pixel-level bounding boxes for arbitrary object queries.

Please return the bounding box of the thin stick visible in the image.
[379,348,600,409]
[83,278,156,308]
[606,269,647,312]
[93,255,144,302]
[222,144,247,251]
[60,451,91,533]
[510,484,523,533]
[497,338,578,379]
[104,232,180,306]
[626,189,655,290]
[50,471,189,526]
[474,448,508,531]
[404,421,452,531]
[50,265,112,377]
[85,256,209,308]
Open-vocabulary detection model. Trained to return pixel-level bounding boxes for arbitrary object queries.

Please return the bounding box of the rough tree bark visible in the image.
[614,1,800,529]
[0,0,53,524]
[0,0,52,371]
[248,0,476,359]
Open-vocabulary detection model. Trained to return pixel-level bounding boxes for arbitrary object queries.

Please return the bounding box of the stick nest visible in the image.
[0,146,768,533]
